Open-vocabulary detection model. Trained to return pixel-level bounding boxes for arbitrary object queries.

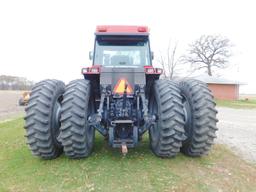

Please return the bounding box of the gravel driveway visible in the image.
[216,107,256,163]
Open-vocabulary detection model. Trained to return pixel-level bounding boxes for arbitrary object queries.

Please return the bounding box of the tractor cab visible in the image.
[92,26,152,67]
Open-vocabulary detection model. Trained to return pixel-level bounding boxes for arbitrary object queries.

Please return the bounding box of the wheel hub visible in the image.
[52,97,62,146]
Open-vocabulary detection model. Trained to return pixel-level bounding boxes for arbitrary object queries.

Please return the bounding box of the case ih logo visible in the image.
[113,78,133,94]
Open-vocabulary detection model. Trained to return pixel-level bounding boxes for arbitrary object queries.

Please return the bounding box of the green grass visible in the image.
[1,118,256,192]
[215,99,256,109]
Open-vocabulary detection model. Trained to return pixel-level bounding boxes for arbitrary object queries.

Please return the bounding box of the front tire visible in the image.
[24,79,65,159]
[149,80,185,158]
[60,79,95,159]
[178,79,218,157]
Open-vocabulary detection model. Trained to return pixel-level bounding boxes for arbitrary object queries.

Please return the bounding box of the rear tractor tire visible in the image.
[24,79,65,159]
[149,80,186,158]
[60,79,95,159]
[178,79,218,157]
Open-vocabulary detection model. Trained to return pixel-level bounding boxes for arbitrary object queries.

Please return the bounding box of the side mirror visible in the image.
[151,51,154,60]
[89,51,93,60]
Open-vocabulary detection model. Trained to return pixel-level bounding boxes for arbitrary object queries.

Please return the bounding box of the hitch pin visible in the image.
[121,142,128,156]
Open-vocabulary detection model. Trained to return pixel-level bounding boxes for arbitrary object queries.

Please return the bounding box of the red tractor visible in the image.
[24,26,218,159]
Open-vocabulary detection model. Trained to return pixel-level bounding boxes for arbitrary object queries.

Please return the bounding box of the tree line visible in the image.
[0,75,34,90]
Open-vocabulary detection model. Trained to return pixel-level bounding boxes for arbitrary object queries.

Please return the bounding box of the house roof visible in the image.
[193,74,245,85]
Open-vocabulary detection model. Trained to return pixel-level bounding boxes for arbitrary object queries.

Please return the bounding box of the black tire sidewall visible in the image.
[149,83,161,151]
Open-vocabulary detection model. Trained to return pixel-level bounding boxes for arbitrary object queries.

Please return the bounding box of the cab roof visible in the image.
[95,25,149,36]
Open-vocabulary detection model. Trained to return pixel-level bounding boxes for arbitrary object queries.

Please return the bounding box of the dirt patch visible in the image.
[216,107,256,163]
[0,91,25,121]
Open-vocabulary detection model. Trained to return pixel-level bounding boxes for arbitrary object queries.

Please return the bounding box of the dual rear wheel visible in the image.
[25,79,94,159]
[24,80,65,159]
[149,79,218,158]
[24,78,218,159]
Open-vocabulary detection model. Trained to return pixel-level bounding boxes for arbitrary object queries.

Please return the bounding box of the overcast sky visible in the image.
[0,0,255,93]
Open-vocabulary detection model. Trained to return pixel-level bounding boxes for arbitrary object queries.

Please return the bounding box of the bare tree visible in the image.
[159,41,181,79]
[183,35,232,76]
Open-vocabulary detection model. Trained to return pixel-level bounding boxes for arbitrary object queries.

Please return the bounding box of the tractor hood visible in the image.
[100,67,146,94]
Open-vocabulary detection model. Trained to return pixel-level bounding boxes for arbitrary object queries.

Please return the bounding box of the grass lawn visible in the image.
[0,118,256,192]
[215,99,256,109]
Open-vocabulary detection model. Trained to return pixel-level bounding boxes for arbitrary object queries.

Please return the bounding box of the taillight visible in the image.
[137,26,148,32]
[81,66,100,74]
[155,68,163,74]
[145,67,155,74]
[81,68,88,74]
[90,68,99,73]
[144,66,163,74]
[97,26,107,32]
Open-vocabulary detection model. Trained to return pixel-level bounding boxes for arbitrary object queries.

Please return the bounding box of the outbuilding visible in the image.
[194,75,243,100]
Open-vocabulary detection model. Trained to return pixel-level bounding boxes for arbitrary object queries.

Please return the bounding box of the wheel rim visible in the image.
[86,98,95,146]
[181,94,192,140]
[87,125,94,145]
[52,95,62,147]
[149,95,159,146]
